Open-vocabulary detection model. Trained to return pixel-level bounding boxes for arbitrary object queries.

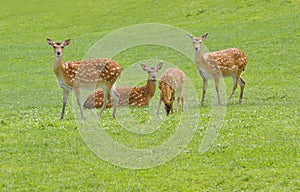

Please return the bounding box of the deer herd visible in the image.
[47,33,248,120]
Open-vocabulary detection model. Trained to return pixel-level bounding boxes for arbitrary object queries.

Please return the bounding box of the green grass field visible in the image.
[1,0,300,191]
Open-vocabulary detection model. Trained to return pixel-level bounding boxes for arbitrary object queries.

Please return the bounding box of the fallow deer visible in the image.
[188,33,248,105]
[47,38,122,120]
[83,63,163,109]
[157,68,185,115]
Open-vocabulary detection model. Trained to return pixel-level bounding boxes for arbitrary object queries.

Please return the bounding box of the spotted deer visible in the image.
[47,38,122,119]
[157,68,185,115]
[83,63,163,109]
[188,33,247,105]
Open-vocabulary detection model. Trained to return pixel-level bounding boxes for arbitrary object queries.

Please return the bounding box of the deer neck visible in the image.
[161,82,171,104]
[145,80,157,98]
[195,47,207,67]
[53,56,63,77]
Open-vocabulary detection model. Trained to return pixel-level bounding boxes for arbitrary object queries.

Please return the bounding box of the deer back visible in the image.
[84,85,151,109]
[205,48,247,77]
[159,68,185,93]
[62,58,122,87]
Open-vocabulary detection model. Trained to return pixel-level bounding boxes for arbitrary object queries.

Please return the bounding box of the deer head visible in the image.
[188,33,208,51]
[47,38,71,57]
[141,62,163,81]
[164,96,175,115]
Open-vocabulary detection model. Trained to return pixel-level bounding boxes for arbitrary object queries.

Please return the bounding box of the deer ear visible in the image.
[156,62,163,70]
[141,64,149,71]
[64,39,71,46]
[188,34,194,39]
[47,38,54,46]
[202,33,208,40]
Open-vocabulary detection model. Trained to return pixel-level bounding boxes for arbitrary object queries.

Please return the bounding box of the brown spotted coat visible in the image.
[47,38,122,119]
[157,68,185,115]
[189,33,247,105]
[84,63,163,109]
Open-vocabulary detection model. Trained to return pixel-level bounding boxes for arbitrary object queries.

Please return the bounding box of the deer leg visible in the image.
[74,87,85,120]
[227,75,239,105]
[201,78,208,106]
[111,86,119,118]
[213,76,221,105]
[176,90,184,113]
[171,90,175,114]
[60,89,69,119]
[238,77,246,103]
[98,85,109,118]
[181,91,184,112]
[177,96,180,113]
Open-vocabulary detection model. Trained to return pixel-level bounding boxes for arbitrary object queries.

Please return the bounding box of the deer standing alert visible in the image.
[47,39,121,120]
[188,33,247,105]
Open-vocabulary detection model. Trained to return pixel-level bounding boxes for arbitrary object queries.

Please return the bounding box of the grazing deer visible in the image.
[83,63,163,109]
[157,68,185,115]
[47,38,122,119]
[188,33,247,105]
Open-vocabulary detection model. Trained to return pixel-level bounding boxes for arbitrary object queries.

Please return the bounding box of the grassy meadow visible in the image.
[1,0,300,191]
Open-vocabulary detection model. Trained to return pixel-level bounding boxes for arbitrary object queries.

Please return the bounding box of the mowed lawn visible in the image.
[1,0,300,191]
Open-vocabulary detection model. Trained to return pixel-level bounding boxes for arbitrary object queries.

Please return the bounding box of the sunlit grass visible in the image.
[1,0,299,191]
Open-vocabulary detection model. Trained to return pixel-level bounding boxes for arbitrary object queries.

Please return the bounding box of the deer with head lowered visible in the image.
[188,33,247,105]
[83,63,163,109]
[157,68,185,115]
[47,38,122,120]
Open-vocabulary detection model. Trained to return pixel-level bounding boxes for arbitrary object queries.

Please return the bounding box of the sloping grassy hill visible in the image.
[1,0,299,191]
